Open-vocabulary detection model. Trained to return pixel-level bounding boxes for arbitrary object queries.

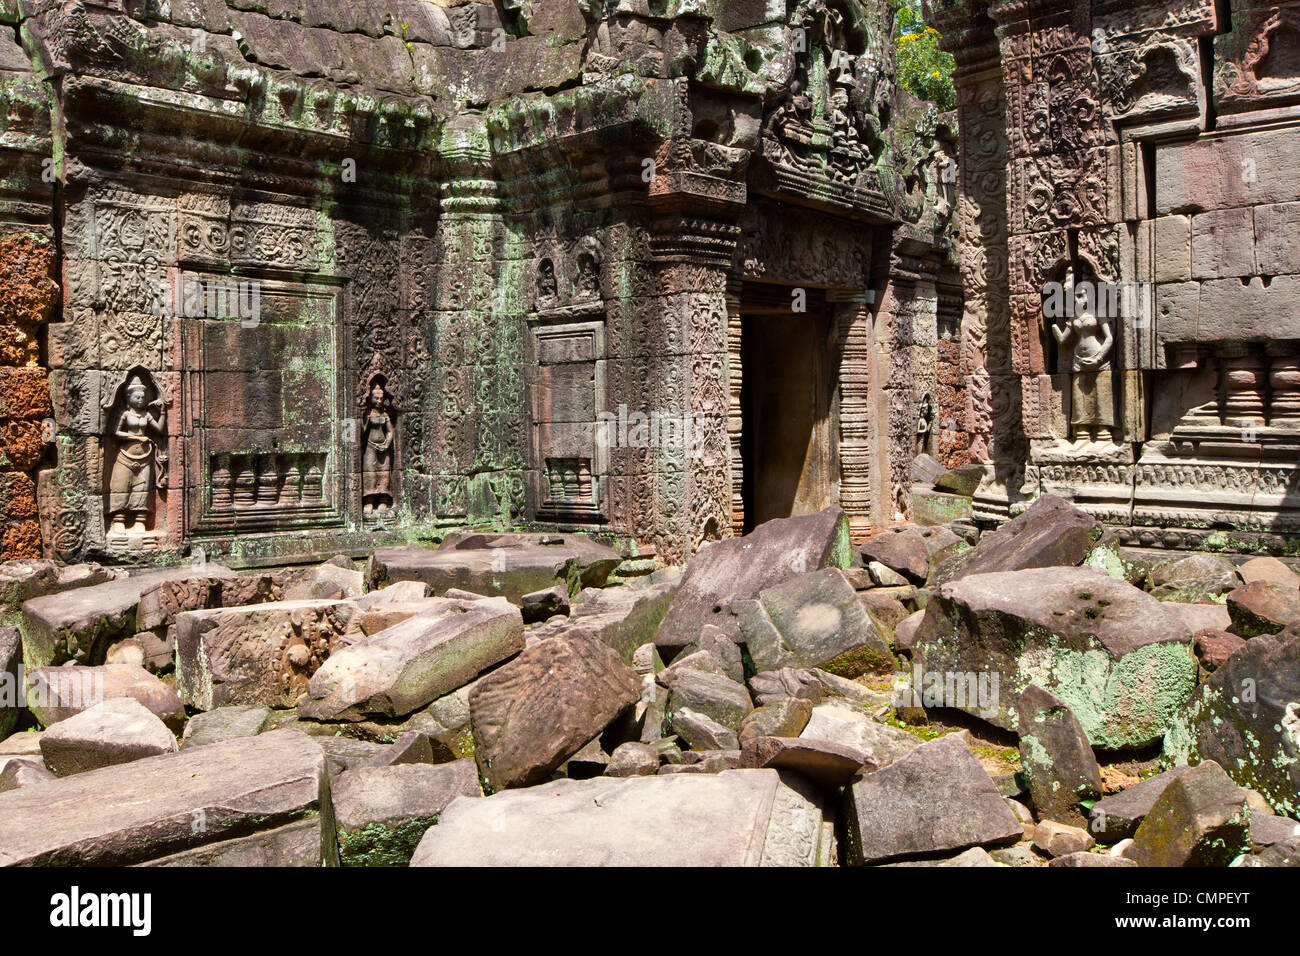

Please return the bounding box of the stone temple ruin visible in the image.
[0,0,958,569]
[929,0,1300,551]
[0,1,1297,871]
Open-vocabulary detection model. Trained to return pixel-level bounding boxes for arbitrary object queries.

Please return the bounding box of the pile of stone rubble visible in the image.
[0,492,1295,867]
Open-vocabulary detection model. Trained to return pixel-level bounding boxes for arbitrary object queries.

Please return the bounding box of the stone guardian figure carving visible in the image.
[1051,269,1116,443]
[107,372,167,534]
[360,375,396,518]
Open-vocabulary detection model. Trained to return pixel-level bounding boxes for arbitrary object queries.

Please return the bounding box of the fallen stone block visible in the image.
[0,560,116,614]
[530,578,677,664]
[656,508,851,650]
[1049,851,1137,867]
[333,759,481,866]
[299,597,524,721]
[1163,629,1300,816]
[934,464,987,497]
[410,769,832,866]
[1238,556,1300,592]
[561,736,609,779]
[356,581,432,606]
[911,488,974,526]
[319,737,393,775]
[868,562,909,587]
[176,599,357,711]
[842,734,1023,865]
[21,566,238,667]
[659,649,727,682]
[520,584,569,624]
[369,533,620,604]
[800,703,922,767]
[338,599,446,648]
[1149,553,1241,603]
[1163,601,1232,634]
[927,495,1101,587]
[862,525,963,583]
[1031,820,1095,857]
[0,757,54,792]
[0,729,330,865]
[606,742,659,777]
[671,707,739,752]
[1193,629,1245,672]
[659,753,741,774]
[659,667,753,732]
[893,609,925,655]
[911,453,947,487]
[470,630,639,791]
[1234,837,1300,867]
[739,698,814,744]
[136,573,227,632]
[365,731,440,768]
[883,846,999,867]
[748,667,824,707]
[1128,761,1251,867]
[26,663,184,730]
[39,697,178,776]
[912,566,1196,749]
[858,591,912,643]
[1088,767,1193,843]
[0,731,41,761]
[181,704,274,749]
[141,818,324,867]
[1016,684,1102,827]
[1226,581,1300,636]
[735,568,893,677]
[281,561,364,601]
[740,735,870,790]
[689,626,745,682]
[1251,812,1300,852]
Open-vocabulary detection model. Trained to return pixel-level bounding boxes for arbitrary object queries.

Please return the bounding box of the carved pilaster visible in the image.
[726,283,744,537]
[837,300,874,541]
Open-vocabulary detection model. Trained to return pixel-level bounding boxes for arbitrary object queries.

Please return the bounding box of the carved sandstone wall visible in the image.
[928,0,1300,554]
[0,0,956,566]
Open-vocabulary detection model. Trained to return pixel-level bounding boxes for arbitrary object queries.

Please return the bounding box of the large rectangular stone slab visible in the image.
[656,508,851,649]
[298,596,524,721]
[0,729,331,866]
[21,566,238,668]
[529,578,678,664]
[843,734,1023,865]
[140,818,326,867]
[368,533,620,604]
[333,759,480,866]
[410,769,831,866]
[175,600,357,711]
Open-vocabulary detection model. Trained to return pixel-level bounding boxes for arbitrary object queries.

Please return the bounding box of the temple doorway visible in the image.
[739,284,840,532]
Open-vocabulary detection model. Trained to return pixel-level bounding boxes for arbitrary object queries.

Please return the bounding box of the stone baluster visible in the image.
[1220,345,1266,427]
[280,454,303,504]
[255,455,280,506]
[211,454,233,512]
[232,455,256,509]
[1267,347,1300,425]
[302,456,324,503]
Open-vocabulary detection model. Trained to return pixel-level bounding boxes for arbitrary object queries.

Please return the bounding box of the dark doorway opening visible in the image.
[739,285,839,532]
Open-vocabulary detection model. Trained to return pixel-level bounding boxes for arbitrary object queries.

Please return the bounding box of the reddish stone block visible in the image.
[0,234,59,327]
[0,367,52,420]
[1,520,43,561]
[0,420,44,471]
[0,471,38,520]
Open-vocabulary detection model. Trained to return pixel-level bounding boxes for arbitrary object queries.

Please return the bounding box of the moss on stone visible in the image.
[337,816,439,867]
